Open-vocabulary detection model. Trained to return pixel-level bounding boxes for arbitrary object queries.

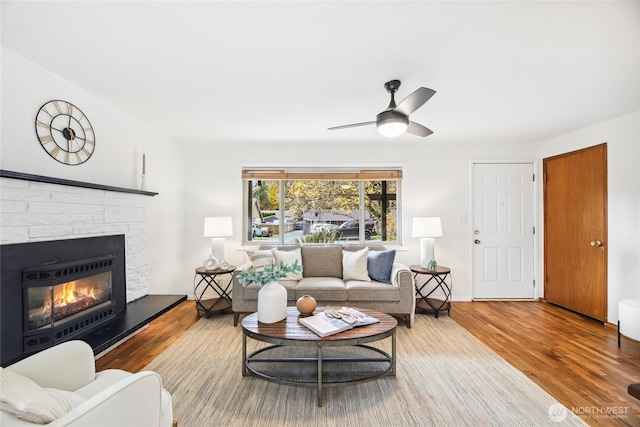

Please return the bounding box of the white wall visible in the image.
[1,47,186,296]
[182,139,540,304]
[535,111,640,322]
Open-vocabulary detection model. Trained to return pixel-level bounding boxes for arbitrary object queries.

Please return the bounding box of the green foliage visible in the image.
[292,229,339,244]
[254,182,279,210]
[237,260,303,287]
[251,179,400,241]
[284,180,359,221]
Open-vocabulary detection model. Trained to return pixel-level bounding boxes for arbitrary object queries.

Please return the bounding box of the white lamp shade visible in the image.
[412,217,443,238]
[203,217,233,237]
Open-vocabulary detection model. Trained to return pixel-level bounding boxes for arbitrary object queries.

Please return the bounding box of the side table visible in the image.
[193,266,236,318]
[410,265,452,318]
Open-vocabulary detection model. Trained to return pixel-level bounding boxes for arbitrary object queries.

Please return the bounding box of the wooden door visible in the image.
[472,163,535,299]
[543,143,607,322]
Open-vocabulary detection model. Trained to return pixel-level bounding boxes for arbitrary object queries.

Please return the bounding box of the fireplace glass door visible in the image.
[26,271,113,330]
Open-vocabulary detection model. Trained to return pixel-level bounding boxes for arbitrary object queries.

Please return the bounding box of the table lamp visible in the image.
[203,217,233,270]
[412,217,443,269]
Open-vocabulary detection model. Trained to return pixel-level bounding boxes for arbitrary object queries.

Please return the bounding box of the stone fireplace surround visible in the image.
[0,172,186,365]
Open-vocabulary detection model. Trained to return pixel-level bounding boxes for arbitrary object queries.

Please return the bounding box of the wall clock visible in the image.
[35,100,95,165]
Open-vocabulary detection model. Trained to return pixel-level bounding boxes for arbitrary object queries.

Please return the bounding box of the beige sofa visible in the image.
[232,243,415,327]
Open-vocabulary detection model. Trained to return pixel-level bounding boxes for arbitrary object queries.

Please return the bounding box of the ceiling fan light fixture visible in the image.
[376,111,409,137]
[328,80,435,137]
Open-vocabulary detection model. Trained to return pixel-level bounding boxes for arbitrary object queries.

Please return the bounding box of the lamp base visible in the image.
[202,254,230,270]
[203,238,230,270]
[420,237,436,269]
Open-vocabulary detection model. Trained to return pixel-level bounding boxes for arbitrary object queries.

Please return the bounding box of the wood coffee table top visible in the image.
[241,307,397,344]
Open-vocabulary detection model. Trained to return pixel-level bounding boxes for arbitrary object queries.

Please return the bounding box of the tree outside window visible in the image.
[244,170,401,245]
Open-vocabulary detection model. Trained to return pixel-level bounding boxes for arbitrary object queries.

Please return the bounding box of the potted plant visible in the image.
[237,260,303,323]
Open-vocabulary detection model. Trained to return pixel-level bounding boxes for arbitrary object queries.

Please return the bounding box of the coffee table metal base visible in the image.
[243,341,395,406]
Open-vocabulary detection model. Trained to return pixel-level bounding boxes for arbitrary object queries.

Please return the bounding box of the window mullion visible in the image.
[279,181,286,244]
[359,181,365,242]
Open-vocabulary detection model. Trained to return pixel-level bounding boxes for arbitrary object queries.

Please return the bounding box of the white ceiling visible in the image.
[2,1,639,146]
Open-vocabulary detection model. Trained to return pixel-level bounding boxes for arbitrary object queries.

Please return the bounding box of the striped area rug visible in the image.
[145,313,586,426]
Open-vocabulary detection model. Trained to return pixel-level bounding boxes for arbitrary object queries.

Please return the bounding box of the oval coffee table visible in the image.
[241,307,397,406]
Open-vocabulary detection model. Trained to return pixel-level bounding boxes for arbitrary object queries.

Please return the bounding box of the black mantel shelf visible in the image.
[0,170,158,196]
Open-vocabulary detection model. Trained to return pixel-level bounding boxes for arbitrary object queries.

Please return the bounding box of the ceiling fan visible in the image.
[329,80,436,138]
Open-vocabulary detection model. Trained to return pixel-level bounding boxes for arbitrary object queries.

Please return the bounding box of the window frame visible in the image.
[242,168,402,245]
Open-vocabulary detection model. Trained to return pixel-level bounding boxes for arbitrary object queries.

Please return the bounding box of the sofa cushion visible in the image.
[345,280,401,302]
[342,248,370,281]
[271,248,303,280]
[343,244,386,252]
[0,368,86,424]
[301,245,343,278]
[246,250,274,273]
[367,249,396,283]
[295,277,347,301]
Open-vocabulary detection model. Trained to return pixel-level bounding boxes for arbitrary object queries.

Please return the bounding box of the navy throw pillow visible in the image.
[367,249,396,283]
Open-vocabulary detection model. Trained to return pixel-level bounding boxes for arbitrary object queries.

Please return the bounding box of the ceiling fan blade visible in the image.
[394,87,436,116]
[328,121,376,131]
[407,121,433,137]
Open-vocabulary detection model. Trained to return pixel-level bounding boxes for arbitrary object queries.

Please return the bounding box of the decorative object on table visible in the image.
[140,153,147,191]
[237,260,303,323]
[298,307,379,337]
[256,282,287,323]
[296,295,317,316]
[203,217,233,270]
[427,260,438,271]
[412,217,443,269]
[34,100,95,165]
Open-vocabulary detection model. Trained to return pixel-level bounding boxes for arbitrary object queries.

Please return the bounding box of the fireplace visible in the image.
[23,253,117,352]
[1,235,126,365]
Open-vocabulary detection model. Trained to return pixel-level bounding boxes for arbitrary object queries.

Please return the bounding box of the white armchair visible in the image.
[1,340,174,427]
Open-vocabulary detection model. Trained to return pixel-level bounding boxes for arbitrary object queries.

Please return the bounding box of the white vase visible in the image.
[257,281,287,323]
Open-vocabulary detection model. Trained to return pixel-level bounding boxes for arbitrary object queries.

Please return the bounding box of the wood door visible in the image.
[543,143,607,322]
[472,163,535,299]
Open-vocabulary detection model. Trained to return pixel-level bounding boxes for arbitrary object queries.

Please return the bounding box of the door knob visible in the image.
[474,239,481,244]
[590,240,602,247]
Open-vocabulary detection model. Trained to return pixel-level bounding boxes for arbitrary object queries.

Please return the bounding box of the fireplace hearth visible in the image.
[1,235,126,365]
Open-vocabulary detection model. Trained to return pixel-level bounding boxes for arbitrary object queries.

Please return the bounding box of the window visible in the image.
[242,169,402,245]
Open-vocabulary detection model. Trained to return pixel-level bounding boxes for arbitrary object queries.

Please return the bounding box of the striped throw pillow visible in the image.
[246,250,274,273]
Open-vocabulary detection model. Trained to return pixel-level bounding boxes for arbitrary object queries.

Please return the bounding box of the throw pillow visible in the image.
[0,367,86,424]
[271,248,303,280]
[342,248,371,281]
[246,250,274,273]
[367,249,396,283]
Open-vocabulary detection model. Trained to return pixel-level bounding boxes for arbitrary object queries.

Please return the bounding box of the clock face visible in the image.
[35,100,95,165]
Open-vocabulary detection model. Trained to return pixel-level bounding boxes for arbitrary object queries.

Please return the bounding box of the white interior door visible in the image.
[472,163,534,299]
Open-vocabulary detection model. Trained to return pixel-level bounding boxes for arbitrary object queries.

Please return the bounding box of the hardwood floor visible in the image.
[96,300,640,426]
[95,300,200,373]
[451,301,640,427]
